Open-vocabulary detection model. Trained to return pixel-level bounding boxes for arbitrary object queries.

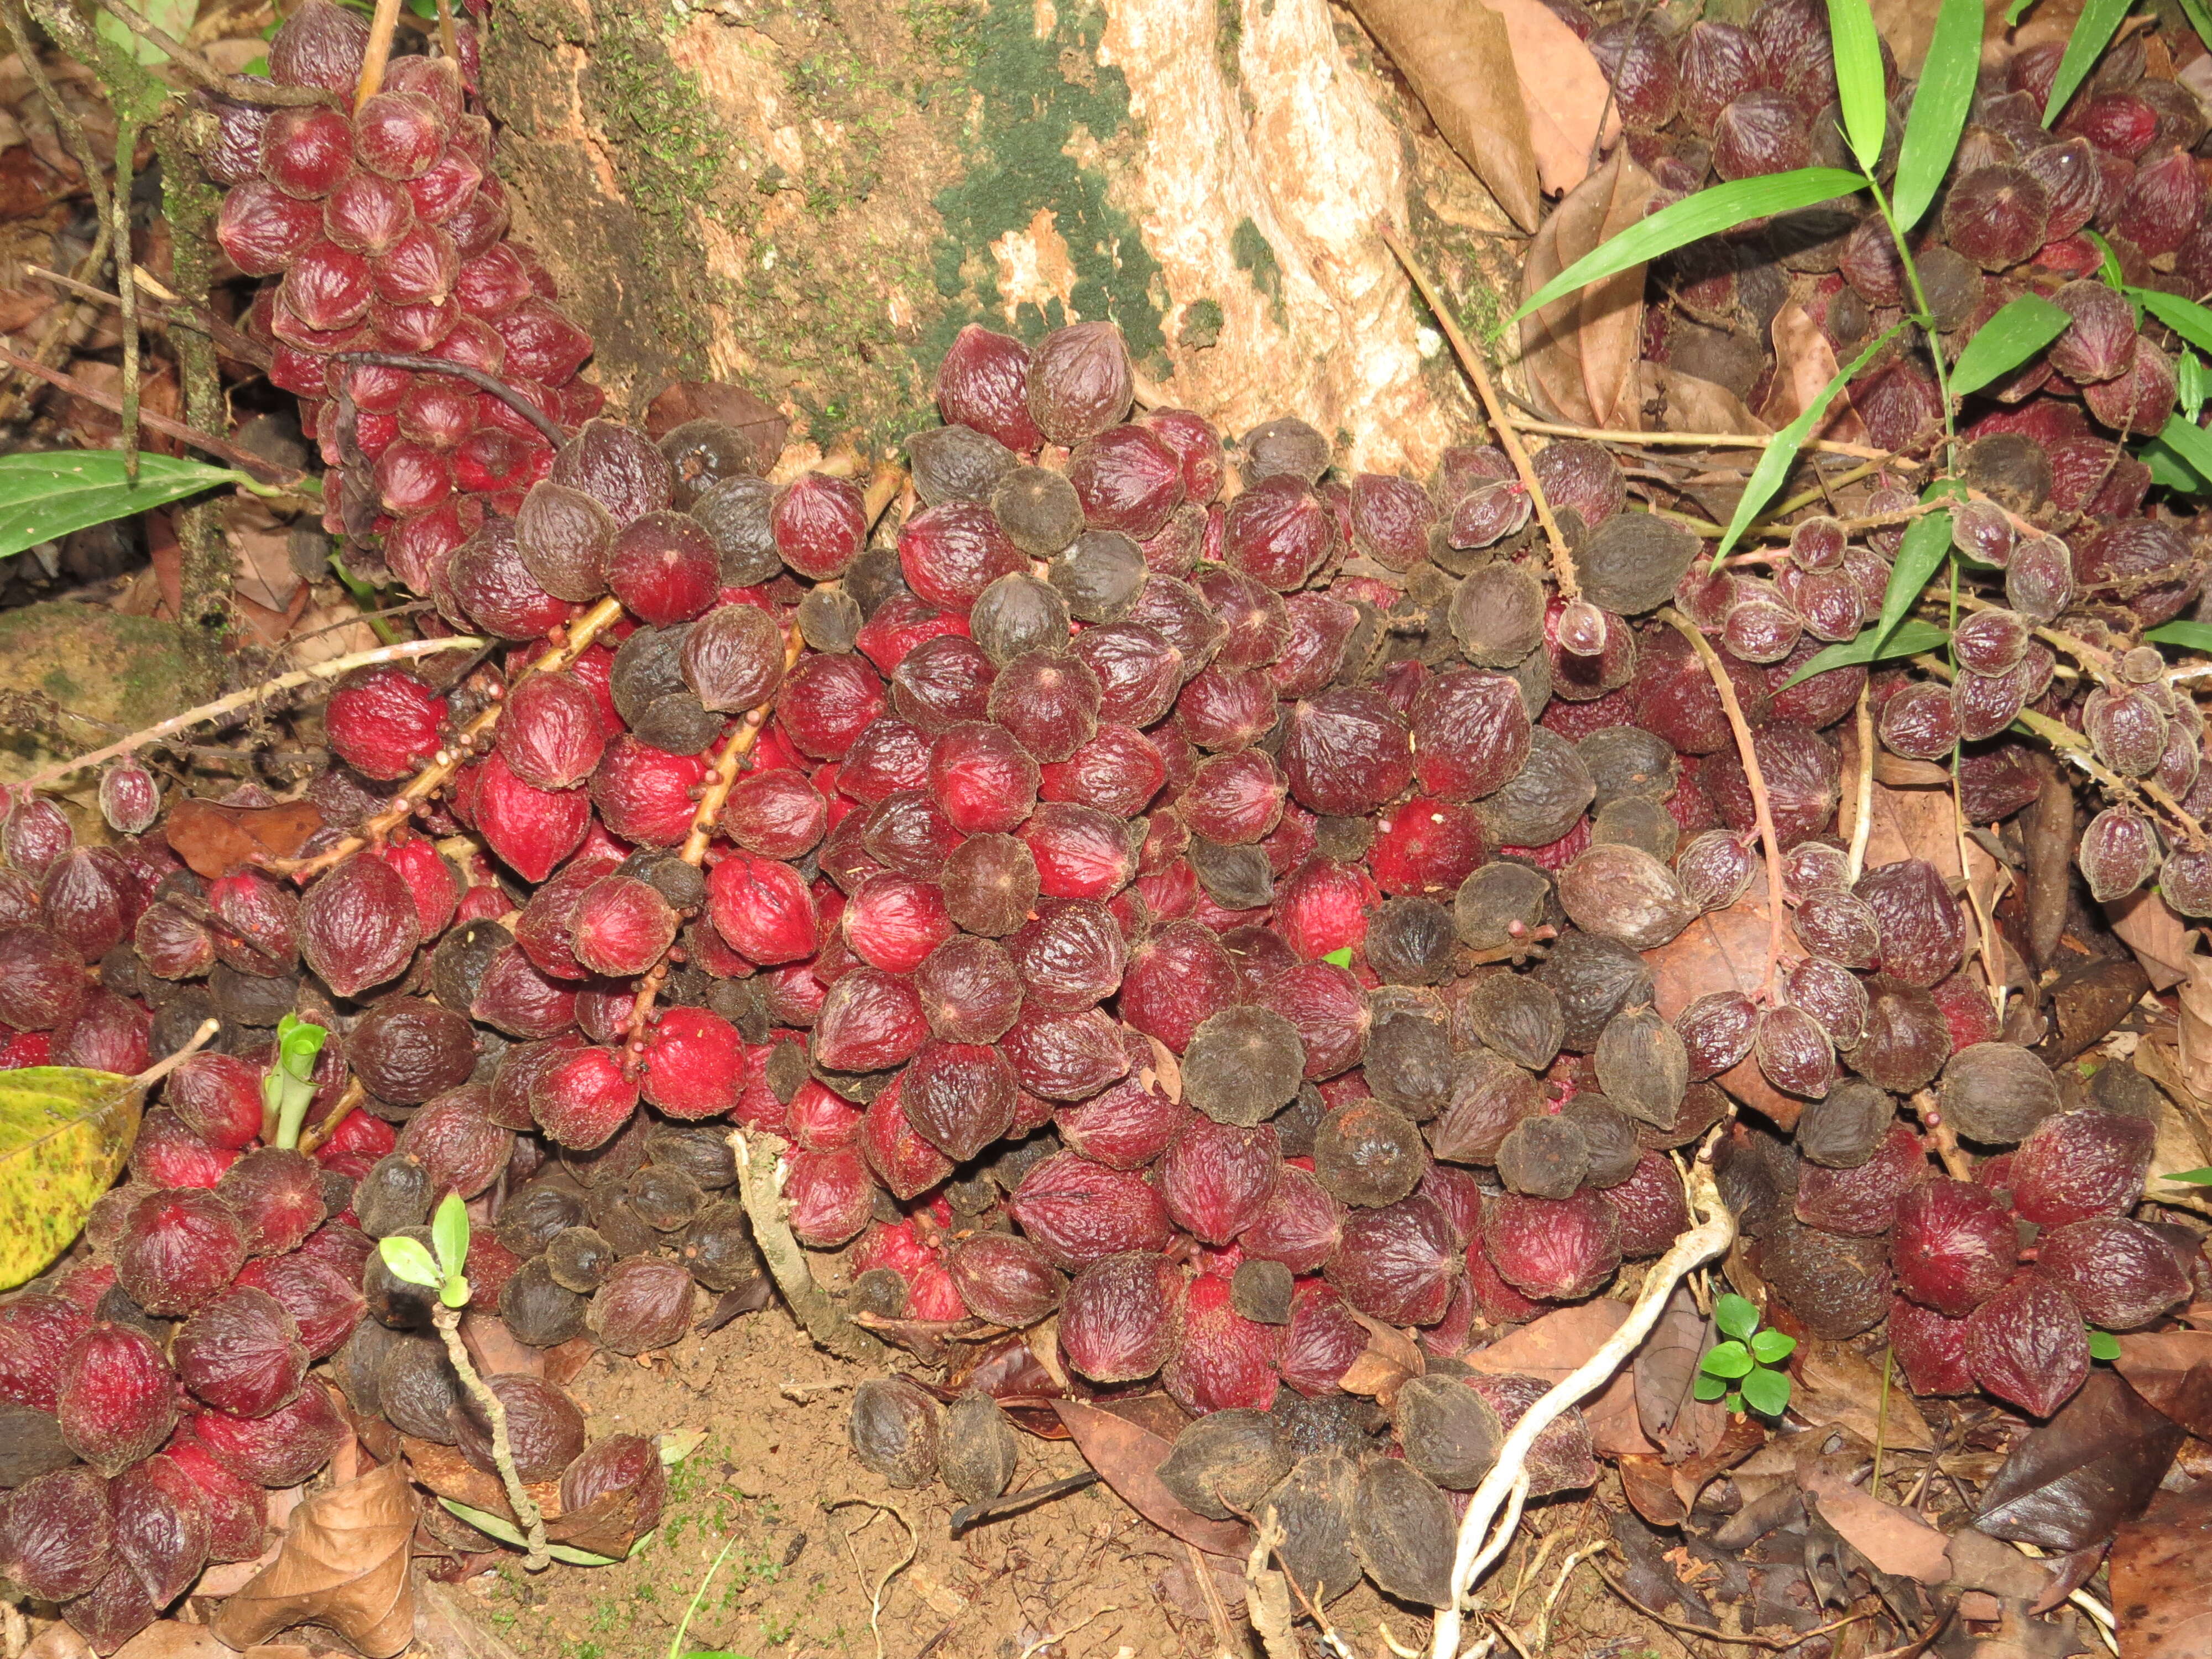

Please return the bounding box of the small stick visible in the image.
[1592,1568,1876,1649]
[0,342,316,490]
[27,265,273,369]
[90,0,335,106]
[12,638,483,795]
[132,1018,221,1089]
[296,1078,364,1156]
[1187,1537,1241,1659]
[729,1130,890,1365]
[948,1472,1099,1536]
[336,352,567,447]
[432,1302,547,1568]
[1429,1141,1735,1659]
[1848,681,1875,883]
[1510,418,1891,461]
[1660,608,1789,1000]
[1907,1090,1972,1181]
[1379,225,1580,601]
[354,0,406,106]
[1243,1517,1302,1659]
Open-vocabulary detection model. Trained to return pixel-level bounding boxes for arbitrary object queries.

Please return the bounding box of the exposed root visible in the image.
[728,1130,891,1366]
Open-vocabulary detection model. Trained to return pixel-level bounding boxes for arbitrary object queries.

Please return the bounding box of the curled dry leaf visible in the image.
[1760,302,1870,444]
[2105,889,2201,993]
[1642,364,1771,437]
[2112,1331,2212,1439]
[1616,1454,1687,1527]
[1521,148,1656,430]
[1337,1308,1426,1406]
[210,1460,418,1658]
[1801,1479,1952,1585]
[1790,1341,1934,1453]
[1634,1286,1731,1460]
[1050,1398,1252,1557]
[2115,1040,2212,1220]
[641,380,788,468]
[1347,0,1540,232]
[164,796,325,880]
[1480,0,1621,196]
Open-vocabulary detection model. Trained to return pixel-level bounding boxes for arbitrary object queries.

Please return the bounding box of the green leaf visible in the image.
[2147,623,2212,652]
[2160,1167,2212,1185]
[1515,170,1866,322]
[1890,0,1985,231]
[440,1274,471,1309]
[1714,322,1906,561]
[2006,0,2039,21]
[2179,0,2212,56]
[275,1013,327,1081]
[439,1499,626,1564]
[1693,1373,1728,1402]
[2133,289,2212,358]
[2141,432,2212,494]
[2181,349,2209,420]
[241,53,268,73]
[0,1067,143,1291]
[1724,1390,1744,1413]
[2087,1328,2122,1361]
[2087,231,2131,295]
[1739,1365,1792,1417]
[94,0,196,64]
[2043,0,2133,124]
[1824,0,1888,173]
[1874,505,1955,654]
[1949,294,2070,397]
[1321,947,1354,968]
[2151,412,2212,498]
[378,1235,443,1289]
[432,1191,471,1279]
[1713,1292,1760,1340]
[0,452,253,561]
[1750,1328,1798,1364]
[1702,1340,1755,1379]
[1780,617,1950,687]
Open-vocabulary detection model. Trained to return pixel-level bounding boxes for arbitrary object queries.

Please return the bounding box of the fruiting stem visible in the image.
[433,0,458,62]
[1430,1144,1735,1659]
[354,0,405,107]
[1659,608,1788,1001]
[273,597,626,880]
[1947,590,2121,687]
[1847,681,1875,884]
[1378,225,1580,602]
[11,638,484,796]
[728,1130,891,1365]
[1907,1090,1972,1181]
[432,1303,549,1569]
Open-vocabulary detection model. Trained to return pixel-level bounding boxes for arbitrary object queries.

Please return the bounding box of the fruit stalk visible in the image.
[1430,1145,1735,1659]
[353,0,405,107]
[432,1302,549,1569]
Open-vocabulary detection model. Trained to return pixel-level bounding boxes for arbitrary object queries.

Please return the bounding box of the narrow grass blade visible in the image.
[2133,288,2212,357]
[2152,410,2212,486]
[1780,617,1950,686]
[1874,504,1955,651]
[1890,0,1985,231]
[1825,0,1888,172]
[2146,621,2212,651]
[1949,293,2070,396]
[2043,0,2132,126]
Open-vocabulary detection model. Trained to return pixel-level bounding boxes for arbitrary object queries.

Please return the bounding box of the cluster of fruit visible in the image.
[210,0,600,566]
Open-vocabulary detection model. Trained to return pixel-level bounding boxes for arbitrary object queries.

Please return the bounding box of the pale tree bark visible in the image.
[481,0,1515,468]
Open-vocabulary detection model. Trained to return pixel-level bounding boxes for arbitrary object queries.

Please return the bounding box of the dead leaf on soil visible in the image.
[1347,0,1541,232]
[460,1312,544,1381]
[1800,1481,1951,1584]
[1520,147,1656,430]
[1634,1286,1726,1459]
[1338,1310,1425,1406]
[1642,363,1771,437]
[1975,1371,2187,1553]
[1644,893,1809,1128]
[1618,1453,1688,1526]
[211,1460,418,1658]
[164,797,325,880]
[2169,949,2212,1106]
[1051,1399,1251,1558]
[1760,302,1869,444]
[2110,1483,2212,1659]
[641,380,787,473]
[1835,773,1963,885]
[2042,956,2151,1063]
[1480,0,1620,197]
[1791,1341,1934,1453]
[400,1437,562,1525]
[2112,1331,2212,1439]
[1668,1412,1767,1514]
[2106,889,2203,992]
[1468,1298,1655,1456]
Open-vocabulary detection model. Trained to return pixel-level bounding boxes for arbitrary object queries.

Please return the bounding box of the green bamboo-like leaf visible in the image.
[1702,1340,1755,1379]
[2006,0,2039,22]
[432,1191,471,1279]
[0,452,253,561]
[1890,0,1986,231]
[2179,0,2212,56]
[2161,1166,2212,1185]
[2141,432,2212,494]
[378,1235,442,1288]
[2151,411,2212,495]
[1750,1328,1798,1364]
[1515,169,1866,322]
[2134,288,2212,359]
[1693,1373,1729,1402]
[2181,349,2210,419]
[2043,0,2133,124]
[1825,0,1888,173]
[1713,323,1905,561]
[1780,617,1951,687]
[2146,622,2212,652]
[1739,1365,1792,1416]
[438,1499,627,1565]
[0,1067,142,1291]
[1949,294,2070,397]
[1713,1293,1760,1340]
[1875,505,1955,651]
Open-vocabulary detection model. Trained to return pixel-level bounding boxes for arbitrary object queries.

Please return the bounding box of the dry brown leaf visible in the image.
[1641,893,1808,1128]
[2110,889,2205,992]
[1801,1480,1952,1585]
[1618,1453,1688,1526]
[2122,1039,2212,1220]
[2111,1483,2212,1659]
[1338,1309,1426,1406]
[641,380,787,470]
[1520,147,1656,430]
[1480,0,1620,197]
[164,797,325,880]
[1466,1299,1655,1456]
[1837,776,1963,884]
[2174,951,2212,1105]
[109,1626,231,1659]
[1791,1341,1934,1453]
[2113,1331,2212,1439]
[1871,0,1941,72]
[210,1461,417,1658]
[1347,0,1541,232]
[1668,1413,1767,1514]
[1641,363,1771,437]
[1051,1399,1251,1557]
[1760,302,1869,443]
[460,1312,545,1381]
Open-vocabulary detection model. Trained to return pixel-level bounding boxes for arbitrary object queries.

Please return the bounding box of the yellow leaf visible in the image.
[0,1066,141,1291]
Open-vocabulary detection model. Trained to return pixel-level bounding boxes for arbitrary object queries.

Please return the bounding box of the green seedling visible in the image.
[263,1013,328,1150]
[377,1191,473,1310]
[1695,1293,1796,1418]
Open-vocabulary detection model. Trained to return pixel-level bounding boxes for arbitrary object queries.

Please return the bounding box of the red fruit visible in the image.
[587,737,711,848]
[1280,689,1414,816]
[1256,962,1370,1079]
[988,649,1102,764]
[1059,1251,1182,1383]
[1964,1269,2088,1417]
[172,1286,308,1418]
[2010,1108,2154,1225]
[216,1149,327,1256]
[1410,669,1532,800]
[124,1112,228,1191]
[720,769,828,859]
[1020,802,1137,899]
[1892,1180,2017,1316]
[2037,1216,2190,1331]
[1224,476,1334,591]
[778,655,889,760]
[1027,320,1132,445]
[1120,921,1239,1053]
[0,922,87,1032]
[299,851,421,998]
[1793,1120,1926,1235]
[1039,724,1165,818]
[1069,424,1184,538]
[901,1039,1019,1160]
[639,1006,744,1119]
[116,1189,247,1317]
[192,1383,345,1486]
[900,502,1027,613]
[326,668,447,789]
[494,675,605,794]
[528,1045,639,1149]
[928,721,1040,834]
[1000,1005,1130,1100]
[549,418,672,521]
[947,1233,1065,1326]
[785,1148,876,1247]
[937,325,1044,452]
[1159,1120,1282,1244]
[1009,1151,1173,1269]
[1,1466,112,1600]
[1164,1274,1280,1415]
[1279,1279,1367,1393]
[772,473,868,580]
[1481,1190,1622,1302]
[570,875,677,978]
[1056,1076,1192,1169]
[1328,1194,1462,1324]
[1888,1296,1974,1395]
[1599,1151,1692,1257]
[1180,748,1286,843]
[267,0,368,91]
[470,943,580,1039]
[232,1254,364,1359]
[1240,1166,1347,1274]
[1369,797,1484,898]
[855,1073,952,1198]
[0,1293,91,1411]
[393,1094,510,1197]
[1006,899,1125,1014]
[217,179,325,276]
[607,511,722,625]
[163,1434,267,1562]
[57,1324,177,1475]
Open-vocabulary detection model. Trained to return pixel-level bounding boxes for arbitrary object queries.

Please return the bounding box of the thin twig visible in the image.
[1592,1568,1876,1650]
[433,0,457,60]
[132,1018,221,1089]
[1379,225,1579,601]
[27,265,273,370]
[296,1077,364,1155]
[108,117,143,481]
[1430,1140,1735,1659]
[1512,418,1891,461]
[1017,1606,1120,1659]
[1660,608,1788,1001]
[729,1130,891,1364]
[1907,1090,1973,1181]
[1848,681,1875,883]
[12,638,483,795]
[354,0,405,106]
[433,1302,548,1568]
[336,352,567,447]
[0,341,317,490]
[1524,1541,1610,1655]
[825,1498,918,1659]
[91,0,333,105]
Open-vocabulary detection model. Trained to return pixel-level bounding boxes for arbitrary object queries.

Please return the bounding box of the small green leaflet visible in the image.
[1713,1293,1759,1340]
[432,1192,471,1279]
[2179,0,2212,58]
[1693,1373,1729,1402]
[1739,1366,1792,1416]
[2043,0,2133,125]
[2141,431,2212,494]
[1890,0,1983,232]
[2146,623,2212,653]
[0,452,256,561]
[2161,1167,2212,1185]
[1515,169,1865,322]
[1824,0,1888,173]
[96,0,195,64]
[378,1235,442,1290]
[1701,1340,1755,1379]
[2152,412,2212,494]
[2087,1328,2122,1361]
[2183,350,2211,421]
[1750,1328,1797,1365]
[1321,947,1354,968]
[1713,323,1905,563]
[437,1500,624,1566]
[1948,294,2070,398]
[1781,618,1951,688]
